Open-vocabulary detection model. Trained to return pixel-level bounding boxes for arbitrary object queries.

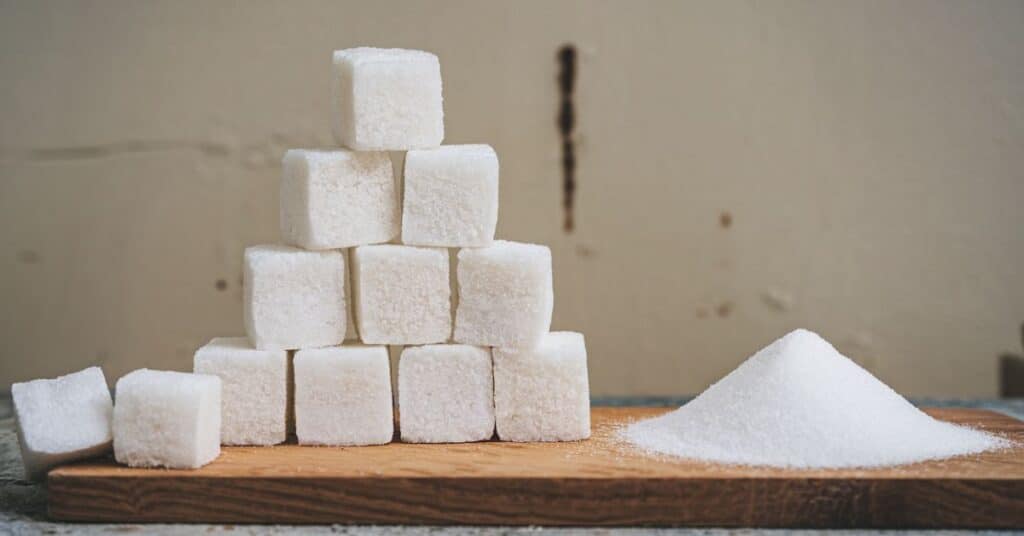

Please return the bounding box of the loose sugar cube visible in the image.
[280,149,399,250]
[294,345,393,446]
[244,245,346,351]
[402,145,498,247]
[193,337,287,446]
[352,245,451,345]
[398,345,494,443]
[331,48,444,151]
[493,332,591,442]
[454,241,553,349]
[12,367,113,480]
[113,369,221,469]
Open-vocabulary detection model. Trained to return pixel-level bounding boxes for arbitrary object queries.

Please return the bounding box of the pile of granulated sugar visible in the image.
[622,329,1007,468]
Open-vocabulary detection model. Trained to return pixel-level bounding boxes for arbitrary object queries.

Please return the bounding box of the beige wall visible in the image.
[1,0,1022,397]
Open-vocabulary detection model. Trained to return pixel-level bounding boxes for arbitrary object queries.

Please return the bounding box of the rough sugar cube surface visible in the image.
[294,345,394,446]
[398,345,494,443]
[493,332,591,442]
[193,337,287,446]
[244,245,346,351]
[280,149,399,250]
[331,47,444,151]
[12,367,113,479]
[353,245,451,345]
[402,144,498,247]
[454,240,553,349]
[113,369,221,469]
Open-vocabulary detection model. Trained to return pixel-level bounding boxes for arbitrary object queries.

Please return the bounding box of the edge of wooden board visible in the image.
[47,407,1024,528]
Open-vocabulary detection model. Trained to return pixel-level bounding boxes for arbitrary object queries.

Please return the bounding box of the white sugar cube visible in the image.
[402,145,499,247]
[193,337,287,446]
[294,345,394,446]
[493,332,591,442]
[352,245,451,345]
[331,47,444,151]
[454,241,553,349]
[11,367,113,480]
[398,345,494,443]
[113,369,221,469]
[280,149,399,250]
[244,245,346,351]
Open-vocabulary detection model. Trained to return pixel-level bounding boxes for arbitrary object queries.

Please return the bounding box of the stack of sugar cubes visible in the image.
[10,47,592,478]
[225,46,592,450]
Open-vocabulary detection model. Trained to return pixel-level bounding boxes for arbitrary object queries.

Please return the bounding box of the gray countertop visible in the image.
[2,397,1022,535]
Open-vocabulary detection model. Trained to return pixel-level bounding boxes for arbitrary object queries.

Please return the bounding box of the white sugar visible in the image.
[12,367,113,479]
[113,369,221,469]
[622,329,1007,468]
[193,337,288,446]
[331,48,444,151]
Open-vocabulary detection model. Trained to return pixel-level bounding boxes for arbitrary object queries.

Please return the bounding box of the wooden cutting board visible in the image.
[48,407,1024,528]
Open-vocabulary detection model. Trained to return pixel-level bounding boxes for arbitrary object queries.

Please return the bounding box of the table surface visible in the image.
[3,396,1023,535]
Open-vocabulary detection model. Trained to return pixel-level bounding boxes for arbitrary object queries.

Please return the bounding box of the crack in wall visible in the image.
[557,44,577,233]
[0,140,233,163]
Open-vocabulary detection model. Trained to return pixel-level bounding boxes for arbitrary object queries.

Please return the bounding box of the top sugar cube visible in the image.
[331,48,444,151]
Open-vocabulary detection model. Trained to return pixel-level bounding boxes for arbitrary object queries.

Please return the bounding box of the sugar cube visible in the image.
[113,369,221,469]
[493,332,590,442]
[398,344,494,443]
[331,47,444,151]
[193,337,288,446]
[454,241,553,349]
[402,144,499,247]
[11,367,113,480]
[294,345,394,446]
[352,245,451,345]
[280,149,399,250]
[244,245,346,351]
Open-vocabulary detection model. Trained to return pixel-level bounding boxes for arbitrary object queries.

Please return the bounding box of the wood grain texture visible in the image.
[47,407,1024,527]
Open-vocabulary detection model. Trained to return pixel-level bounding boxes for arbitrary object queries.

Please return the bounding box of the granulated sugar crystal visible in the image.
[622,329,1006,468]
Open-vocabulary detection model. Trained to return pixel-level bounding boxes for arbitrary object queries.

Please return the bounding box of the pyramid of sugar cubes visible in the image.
[201,48,591,454]
[8,47,591,476]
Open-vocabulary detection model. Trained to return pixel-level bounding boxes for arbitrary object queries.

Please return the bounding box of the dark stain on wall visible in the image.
[716,301,734,318]
[215,279,228,291]
[720,211,733,228]
[16,250,40,264]
[574,243,597,258]
[557,44,577,232]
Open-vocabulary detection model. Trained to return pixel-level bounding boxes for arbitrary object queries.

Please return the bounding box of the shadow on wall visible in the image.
[1000,323,1024,398]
